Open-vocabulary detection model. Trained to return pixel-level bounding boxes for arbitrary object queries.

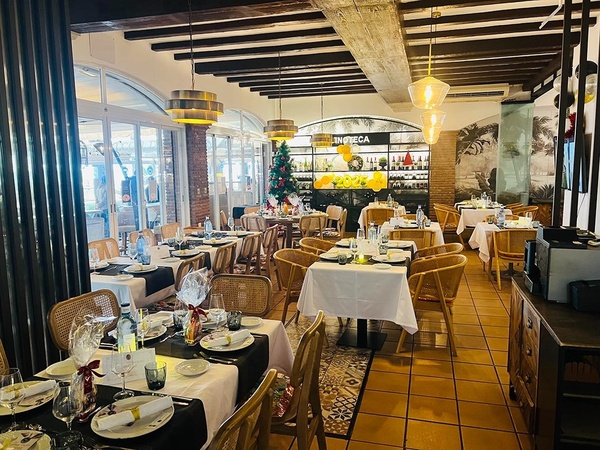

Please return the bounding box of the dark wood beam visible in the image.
[250,80,372,92]
[174,40,345,60]
[413,65,544,77]
[125,12,325,40]
[239,74,368,88]
[213,63,360,77]
[151,27,336,51]
[523,53,566,91]
[400,0,525,13]
[226,67,364,82]
[271,87,377,98]
[410,55,553,70]
[438,73,535,83]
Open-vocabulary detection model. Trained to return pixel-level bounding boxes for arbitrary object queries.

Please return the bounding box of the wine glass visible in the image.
[52,381,82,444]
[349,239,359,264]
[175,228,185,250]
[356,228,365,241]
[209,294,226,329]
[137,308,150,349]
[227,215,235,231]
[111,346,134,401]
[88,248,100,275]
[127,243,138,261]
[0,368,24,431]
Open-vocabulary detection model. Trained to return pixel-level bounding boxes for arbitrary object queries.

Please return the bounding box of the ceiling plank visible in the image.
[250,80,373,92]
[226,67,365,82]
[239,74,368,88]
[409,55,553,68]
[523,53,565,91]
[400,0,525,13]
[413,66,543,78]
[269,87,378,98]
[212,63,361,77]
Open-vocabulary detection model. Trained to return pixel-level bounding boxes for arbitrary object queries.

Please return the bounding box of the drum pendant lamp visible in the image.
[264,52,298,141]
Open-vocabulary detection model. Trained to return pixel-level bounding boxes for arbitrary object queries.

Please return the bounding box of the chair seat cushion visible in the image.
[272,373,295,418]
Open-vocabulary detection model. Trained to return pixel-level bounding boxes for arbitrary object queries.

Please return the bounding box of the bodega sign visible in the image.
[333,133,388,146]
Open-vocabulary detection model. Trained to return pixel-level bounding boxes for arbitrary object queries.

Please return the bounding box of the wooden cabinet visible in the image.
[509,277,600,449]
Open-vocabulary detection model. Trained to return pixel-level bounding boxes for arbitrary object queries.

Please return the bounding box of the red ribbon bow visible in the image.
[77,359,105,393]
[188,304,207,321]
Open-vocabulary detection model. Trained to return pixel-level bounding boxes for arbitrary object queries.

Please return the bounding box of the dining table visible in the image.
[261,212,327,248]
[26,318,294,450]
[380,220,445,246]
[357,203,406,230]
[297,240,417,350]
[468,221,499,265]
[455,206,511,234]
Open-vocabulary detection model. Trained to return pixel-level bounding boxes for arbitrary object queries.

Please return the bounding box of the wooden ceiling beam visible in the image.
[239,74,368,88]
[261,82,374,94]
[439,72,536,83]
[226,67,364,82]
[410,55,553,69]
[250,80,373,92]
[267,87,377,98]
[523,53,567,91]
[400,0,525,13]
[413,66,542,78]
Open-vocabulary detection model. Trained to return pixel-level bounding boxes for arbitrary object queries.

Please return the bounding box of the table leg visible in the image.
[336,319,387,350]
[285,223,293,248]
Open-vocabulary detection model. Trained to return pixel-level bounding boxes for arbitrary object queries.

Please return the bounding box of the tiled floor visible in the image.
[264,247,531,450]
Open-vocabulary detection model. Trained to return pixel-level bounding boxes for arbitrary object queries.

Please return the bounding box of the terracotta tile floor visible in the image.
[264,248,531,450]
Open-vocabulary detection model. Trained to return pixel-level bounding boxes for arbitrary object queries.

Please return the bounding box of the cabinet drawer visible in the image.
[521,302,540,350]
[514,376,536,434]
[519,359,538,400]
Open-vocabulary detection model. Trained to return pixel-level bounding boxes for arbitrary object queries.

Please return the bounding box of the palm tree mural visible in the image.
[456,123,498,164]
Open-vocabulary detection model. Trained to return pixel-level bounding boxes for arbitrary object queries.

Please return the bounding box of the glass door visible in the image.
[140,126,163,236]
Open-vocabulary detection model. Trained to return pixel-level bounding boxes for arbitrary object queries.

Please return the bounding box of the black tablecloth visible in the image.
[96,264,175,296]
[0,385,207,450]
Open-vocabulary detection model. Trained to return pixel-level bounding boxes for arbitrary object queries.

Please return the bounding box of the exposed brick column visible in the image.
[185,124,210,226]
[429,130,458,220]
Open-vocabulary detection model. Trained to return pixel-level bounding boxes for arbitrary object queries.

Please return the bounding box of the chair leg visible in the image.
[396,329,409,353]
[495,259,502,290]
[281,295,290,323]
[440,303,458,357]
[337,317,344,326]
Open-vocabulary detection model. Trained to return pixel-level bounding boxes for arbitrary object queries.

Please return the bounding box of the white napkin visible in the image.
[22,380,56,398]
[129,264,155,272]
[389,217,405,227]
[148,245,170,259]
[96,396,173,431]
[147,318,164,329]
[203,329,250,348]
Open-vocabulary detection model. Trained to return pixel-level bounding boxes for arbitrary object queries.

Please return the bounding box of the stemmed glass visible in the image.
[175,228,185,250]
[111,346,134,401]
[356,228,365,241]
[137,308,150,349]
[209,294,226,329]
[349,239,359,264]
[227,216,235,231]
[88,248,100,275]
[127,243,138,261]
[0,368,24,431]
[52,381,82,445]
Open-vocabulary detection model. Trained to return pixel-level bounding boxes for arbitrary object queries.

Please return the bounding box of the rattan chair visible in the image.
[273,249,319,323]
[325,205,344,228]
[219,210,228,230]
[88,238,120,260]
[389,228,435,250]
[299,237,335,255]
[491,229,537,290]
[297,214,327,239]
[433,204,464,245]
[212,241,238,275]
[174,253,206,291]
[258,225,280,290]
[0,340,9,373]
[511,205,539,220]
[244,205,260,215]
[234,232,262,274]
[160,222,181,240]
[321,208,347,240]
[271,310,326,450]
[129,229,157,247]
[505,202,524,209]
[364,207,394,228]
[209,274,273,317]
[240,214,267,233]
[208,369,277,450]
[397,254,467,356]
[413,243,464,260]
[47,289,120,352]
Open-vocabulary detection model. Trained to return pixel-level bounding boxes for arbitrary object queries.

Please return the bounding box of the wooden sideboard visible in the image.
[509,277,600,449]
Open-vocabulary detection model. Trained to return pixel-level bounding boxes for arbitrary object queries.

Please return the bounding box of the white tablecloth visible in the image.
[456,208,511,234]
[468,222,499,263]
[357,204,406,229]
[380,221,445,246]
[298,261,417,334]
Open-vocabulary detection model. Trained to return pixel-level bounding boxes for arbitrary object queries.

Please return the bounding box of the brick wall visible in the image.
[429,130,458,221]
[185,125,210,226]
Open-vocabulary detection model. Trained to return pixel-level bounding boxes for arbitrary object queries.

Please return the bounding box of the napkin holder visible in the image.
[100,348,156,385]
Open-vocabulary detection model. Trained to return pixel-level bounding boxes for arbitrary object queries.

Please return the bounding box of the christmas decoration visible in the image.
[267,141,298,203]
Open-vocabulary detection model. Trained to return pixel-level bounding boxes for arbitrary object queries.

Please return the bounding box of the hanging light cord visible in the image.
[188,0,195,90]
[320,84,324,132]
[278,51,282,119]
[428,9,441,76]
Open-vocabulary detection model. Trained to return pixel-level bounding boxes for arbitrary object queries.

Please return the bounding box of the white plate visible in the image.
[197,245,212,250]
[139,325,167,341]
[45,358,77,379]
[91,261,109,270]
[372,254,406,263]
[398,223,418,229]
[123,264,158,273]
[175,359,210,377]
[336,239,350,247]
[161,257,180,262]
[200,332,255,352]
[0,382,55,416]
[172,249,200,257]
[241,317,263,328]
[320,251,342,261]
[113,274,134,281]
[373,263,392,270]
[91,395,174,439]
[388,241,413,249]
[0,430,51,450]
[106,258,121,264]
[149,311,173,326]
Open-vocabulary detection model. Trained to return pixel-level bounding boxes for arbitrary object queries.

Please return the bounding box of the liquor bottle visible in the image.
[369,157,373,170]
[497,207,506,228]
[417,156,422,169]
[204,216,213,240]
[391,156,396,171]
[368,221,377,245]
[117,303,138,352]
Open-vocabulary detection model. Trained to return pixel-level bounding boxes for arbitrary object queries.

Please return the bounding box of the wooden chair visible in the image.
[161,222,181,240]
[208,369,277,450]
[0,340,9,373]
[240,214,267,232]
[491,229,537,290]
[209,274,273,317]
[512,205,539,220]
[325,205,344,228]
[271,310,326,450]
[364,207,394,227]
[244,205,260,215]
[258,225,280,290]
[389,228,435,250]
[234,232,262,274]
[219,210,228,230]
[321,208,347,240]
[47,289,120,352]
[273,249,320,323]
[174,253,206,291]
[299,237,335,255]
[128,229,157,247]
[397,254,467,356]
[293,214,327,246]
[505,202,523,209]
[88,238,120,260]
[212,241,238,275]
[433,203,464,245]
[414,243,464,260]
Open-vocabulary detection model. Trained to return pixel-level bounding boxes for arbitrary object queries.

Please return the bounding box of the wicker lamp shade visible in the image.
[310,132,333,148]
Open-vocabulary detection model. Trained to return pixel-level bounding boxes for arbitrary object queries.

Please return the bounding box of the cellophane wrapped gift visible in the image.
[68,312,104,420]
[176,268,209,346]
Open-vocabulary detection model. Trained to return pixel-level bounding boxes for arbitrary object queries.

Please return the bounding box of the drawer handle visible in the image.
[526,347,532,356]
[526,318,533,329]
[524,374,531,384]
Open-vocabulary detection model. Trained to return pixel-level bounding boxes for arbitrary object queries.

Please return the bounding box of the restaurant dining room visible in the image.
[2,0,600,449]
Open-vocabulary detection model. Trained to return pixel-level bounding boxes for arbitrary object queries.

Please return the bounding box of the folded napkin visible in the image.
[129,264,155,272]
[96,396,173,431]
[147,318,164,329]
[22,380,56,398]
[203,329,250,348]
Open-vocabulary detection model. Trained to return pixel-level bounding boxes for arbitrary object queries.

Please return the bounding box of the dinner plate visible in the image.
[373,263,392,270]
[336,239,350,247]
[91,261,109,270]
[91,395,174,439]
[226,231,249,237]
[175,359,210,377]
[161,257,180,262]
[0,430,51,450]
[372,254,407,263]
[200,332,254,352]
[149,311,173,326]
[124,264,158,274]
[113,274,134,281]
[397,223,418,229]
[0,381,55,416]
[139,325,167,341]
[197,245,212,250]
[388,241,413,249]
[172,249,200,257]
[45,358,77,379]
[320,251,343,261]
[241,317,263,328]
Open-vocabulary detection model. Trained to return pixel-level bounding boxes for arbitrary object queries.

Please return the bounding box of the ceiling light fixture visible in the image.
[420,109,446,145]
[165,0,223,125]
[311,84,333,148]
[264,52,298,141]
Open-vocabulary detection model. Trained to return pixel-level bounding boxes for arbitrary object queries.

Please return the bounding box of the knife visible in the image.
[197,352,235,364]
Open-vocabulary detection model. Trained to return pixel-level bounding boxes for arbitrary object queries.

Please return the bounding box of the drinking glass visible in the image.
[227,216,235,231]
[0,368,24,431]
[356,228,365,241]
[209,293,226,328]
[52,381,82,444]
[88,248,100,275]
[173,299,188,330]
[137,308,150,349]
[111,346,134,401]
[175,228,185,250]
[127,243,138,261]
[349,239,359,264]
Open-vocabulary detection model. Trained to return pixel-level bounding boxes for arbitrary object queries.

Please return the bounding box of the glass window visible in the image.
[73,65,101,102]
[105,71,166,114]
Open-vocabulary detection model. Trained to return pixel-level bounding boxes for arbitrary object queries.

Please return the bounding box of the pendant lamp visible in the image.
[420,109,446,144]
[408,11,449,110]
[311,84,333,148]
[264,52,298,141]
[165,0,223,125]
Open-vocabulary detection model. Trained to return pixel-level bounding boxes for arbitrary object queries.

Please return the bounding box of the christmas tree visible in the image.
[267,140,298,203]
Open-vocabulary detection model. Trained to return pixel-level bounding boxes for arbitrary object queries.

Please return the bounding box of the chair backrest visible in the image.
[337,208,348,236]
[208,369,277,450]
[47,289,120,352]
[241,214,267,232]
[401,213,428,221]
[493,229,537,259]
[262,225,279,256]
[325,205,343,227]
[129,229,157,247]
[244,205,260,215]
[212,241,238,274]
[408,254,468,303]
[209,274,273,317]
[220,210,228,230]
[174,253,206,291]
[414,243,464,260]
[511,205,539,219]
[389,228,435,249]
[273,249,319,294]
[298,214,327,238]
[237,233,262,274]
[433,204,460,231]
[299,237,335,255]
[365,208,394,227]
[161,222,181,240]
[88,238,120,260]
[0,340,9,373]
[505,202,524,209]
